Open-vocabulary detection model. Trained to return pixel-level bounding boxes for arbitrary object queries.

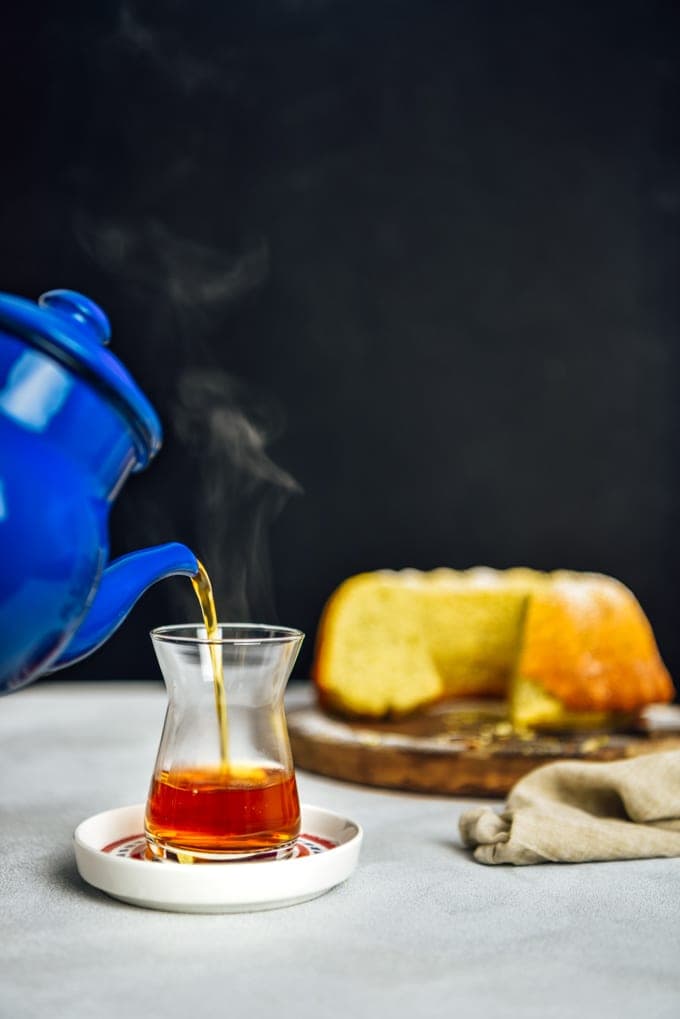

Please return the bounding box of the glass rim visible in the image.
[150,622,305,646]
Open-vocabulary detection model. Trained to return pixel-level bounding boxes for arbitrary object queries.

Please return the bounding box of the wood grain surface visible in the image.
[288,699,680,797]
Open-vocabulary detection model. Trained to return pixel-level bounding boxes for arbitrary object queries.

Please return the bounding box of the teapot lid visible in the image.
[0,289,162,469]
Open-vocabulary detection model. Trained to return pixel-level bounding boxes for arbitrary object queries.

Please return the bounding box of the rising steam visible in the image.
[174,370,301,622]
[76,216,269,341]
[72,4,294,629]
[114,2,222,95]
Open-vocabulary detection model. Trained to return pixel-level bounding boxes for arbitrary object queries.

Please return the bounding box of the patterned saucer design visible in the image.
[102,832,338,860]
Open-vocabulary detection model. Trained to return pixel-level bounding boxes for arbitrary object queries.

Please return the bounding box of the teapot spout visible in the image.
[49,543,199,671]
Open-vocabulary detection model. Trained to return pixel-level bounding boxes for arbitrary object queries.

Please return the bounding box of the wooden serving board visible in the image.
[288,699,680,797]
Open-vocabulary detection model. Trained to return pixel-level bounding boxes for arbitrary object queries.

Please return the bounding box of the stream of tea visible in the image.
[191,560,229,766]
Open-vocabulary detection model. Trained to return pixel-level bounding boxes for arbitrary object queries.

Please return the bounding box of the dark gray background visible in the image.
[3,0,679,682]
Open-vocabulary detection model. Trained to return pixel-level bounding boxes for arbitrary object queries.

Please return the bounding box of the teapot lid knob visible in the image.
[38,290,111,346]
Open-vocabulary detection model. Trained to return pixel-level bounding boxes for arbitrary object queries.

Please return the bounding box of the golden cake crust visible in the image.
[516,571,674,711]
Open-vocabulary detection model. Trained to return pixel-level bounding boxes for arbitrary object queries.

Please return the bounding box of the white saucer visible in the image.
[74,804,362,913]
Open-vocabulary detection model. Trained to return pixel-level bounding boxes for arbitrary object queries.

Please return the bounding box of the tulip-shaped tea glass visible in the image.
[145,624,304,863]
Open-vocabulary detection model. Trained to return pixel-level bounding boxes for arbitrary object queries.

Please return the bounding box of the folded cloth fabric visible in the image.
[459,750,680,865]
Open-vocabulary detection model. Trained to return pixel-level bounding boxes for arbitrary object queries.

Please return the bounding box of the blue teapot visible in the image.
[0,289,199,694]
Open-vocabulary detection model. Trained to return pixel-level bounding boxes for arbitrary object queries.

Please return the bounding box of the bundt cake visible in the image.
[312,568,674,729]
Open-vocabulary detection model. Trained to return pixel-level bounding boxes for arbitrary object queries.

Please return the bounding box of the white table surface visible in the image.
[1,680,679,1019]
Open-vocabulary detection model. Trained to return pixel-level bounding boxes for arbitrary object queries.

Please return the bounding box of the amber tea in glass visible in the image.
[145,620,304,862]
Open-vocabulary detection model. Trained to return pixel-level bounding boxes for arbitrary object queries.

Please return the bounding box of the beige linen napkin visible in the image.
[459,750,680,865]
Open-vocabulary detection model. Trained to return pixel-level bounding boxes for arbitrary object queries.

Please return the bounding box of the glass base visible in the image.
[144,832,298,864]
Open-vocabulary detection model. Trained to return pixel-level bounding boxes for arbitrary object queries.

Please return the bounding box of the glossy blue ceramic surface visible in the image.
[0,290,198,694]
